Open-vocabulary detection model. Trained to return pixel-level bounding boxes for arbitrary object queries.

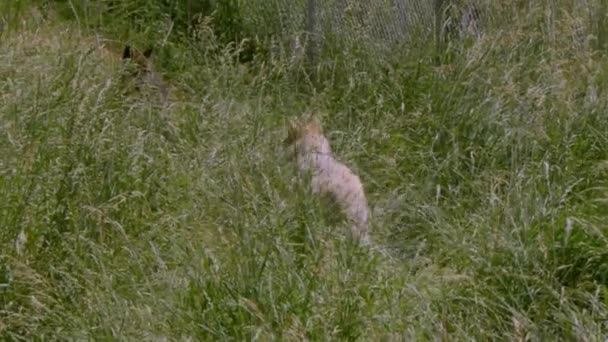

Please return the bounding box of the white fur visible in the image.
[288,119,371,245]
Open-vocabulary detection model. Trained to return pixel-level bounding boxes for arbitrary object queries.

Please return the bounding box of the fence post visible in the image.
[597,0,608,51]
[305,0,318,69]
[395,0,408,40]
[335,0,345,32]
[433,0,446,64]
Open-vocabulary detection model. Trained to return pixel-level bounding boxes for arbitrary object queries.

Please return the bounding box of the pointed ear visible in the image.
[308,113,323,134]
[123,45,132,59]
[143,47,153,58]
[284,119,299,145]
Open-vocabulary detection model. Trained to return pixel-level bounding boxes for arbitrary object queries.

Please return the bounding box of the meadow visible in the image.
[1,1,608,340]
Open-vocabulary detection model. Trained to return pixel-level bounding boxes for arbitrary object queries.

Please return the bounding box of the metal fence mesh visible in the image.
[241,0,437,62]
[274,0,434,44]
[262,0,435,54]
[240,0,604,63]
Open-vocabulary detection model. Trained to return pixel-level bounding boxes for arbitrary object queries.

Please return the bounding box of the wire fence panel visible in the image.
[274,0,435,44]
[240,0,604,64]
[241,0,437,62]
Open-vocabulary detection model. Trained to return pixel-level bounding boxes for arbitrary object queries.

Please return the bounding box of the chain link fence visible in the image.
[242,0,488,63]
[248,0,435,63]
[273,0,434,46]
[239,0,603,65]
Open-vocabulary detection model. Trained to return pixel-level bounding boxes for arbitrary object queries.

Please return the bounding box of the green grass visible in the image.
[1,2,608,340]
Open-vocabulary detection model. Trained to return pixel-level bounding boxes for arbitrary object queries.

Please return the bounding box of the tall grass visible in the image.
[1,1,608,340]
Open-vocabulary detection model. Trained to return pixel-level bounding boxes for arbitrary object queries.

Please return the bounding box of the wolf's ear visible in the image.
[123,45,132,59]
[143,47,153,58]
[308,113,323,134]
[284,119,299,145]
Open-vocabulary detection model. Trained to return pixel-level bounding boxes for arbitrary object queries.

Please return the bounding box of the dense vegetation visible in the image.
[1,1,608,340]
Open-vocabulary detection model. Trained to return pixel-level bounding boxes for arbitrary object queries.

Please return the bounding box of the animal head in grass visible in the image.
[122,45,153,76]
[284,113,331,155]
[121,45,169,101]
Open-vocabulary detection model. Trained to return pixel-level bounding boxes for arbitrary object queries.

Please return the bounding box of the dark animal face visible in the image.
[121,45,168,101]
[122,45,153,78]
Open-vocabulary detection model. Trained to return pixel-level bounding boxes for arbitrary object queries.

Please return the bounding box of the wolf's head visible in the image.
[284,114,331,155]
[122,45,153,75]
[122,45,169,101]
[284,114,323,145]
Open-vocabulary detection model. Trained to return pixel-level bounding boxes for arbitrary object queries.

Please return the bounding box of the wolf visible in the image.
[284,114,371,245]
[122,45,169,102]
